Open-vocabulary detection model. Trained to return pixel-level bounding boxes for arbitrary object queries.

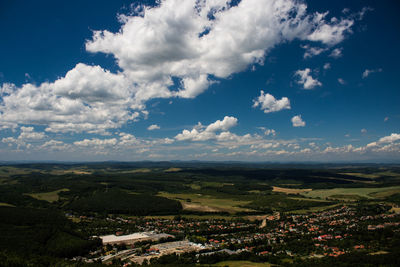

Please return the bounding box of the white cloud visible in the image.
[148,124,160,131]
[1,83,16,96]
[205,116,238,132]
[338,78,346,85]
[301,45,327,59]
[295,68,322,89]
[361,128,367,134]
[18,126,46,140]
[264,129,276,136]
[357,7,373,20]
[384,117,389,122]
[175,116,239,142]
[74,138,118,147]
[323,63,331,70]
[291,115,306,127]
[329,47,343,58]
[0,64,137,134]
[0,0,357,134]
[378,133,400,143]
[39,140,69,151]
[362,68,382,79]
[342,8,350,14]
[1,126,46,149]
[253,91,290,113]
[306,14,353,45]
[85,0,354,100]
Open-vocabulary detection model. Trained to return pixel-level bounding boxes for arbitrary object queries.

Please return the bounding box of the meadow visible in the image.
[157,192,253,213]
[301,186,400,200]
[25,188,70,203]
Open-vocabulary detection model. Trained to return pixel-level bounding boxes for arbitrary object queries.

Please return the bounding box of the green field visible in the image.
[0,202,15,207]
[158,192,253,213]
[25,188,70,203]
[301,186,400,200]
[139,214,239,220]
[340,171,400,179]
[212,260,272,267]
[288,203,342,214]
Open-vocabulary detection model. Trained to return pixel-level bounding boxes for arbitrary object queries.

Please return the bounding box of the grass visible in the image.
[301,186,400,200]
[340,171,400,179]
[211,260,272,267]
[328,194,365,201]
[287,197,331,202]
[369,188,400,198]
[272,186,311,194]
[189,183,202,190]
[47,168,92,175]
[288,203,342,215]
[157,192,253,213]
[0,202,15,207]
[139,214,238,220]
[164,167,182,172]
[0,166,31,177]
[25,188,70,203]
[389,206,400,214]
[121,168,151,173]
[0,177,18,185]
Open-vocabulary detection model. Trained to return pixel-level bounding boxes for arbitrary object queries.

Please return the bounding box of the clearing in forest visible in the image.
[272,186,312,194]
[157,192,252,213]
[25,188,70,203]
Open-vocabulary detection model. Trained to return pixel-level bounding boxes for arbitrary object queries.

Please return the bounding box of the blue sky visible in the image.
[0,0,399,162]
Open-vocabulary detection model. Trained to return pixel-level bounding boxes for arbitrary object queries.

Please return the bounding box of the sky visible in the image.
[0,0,399,162]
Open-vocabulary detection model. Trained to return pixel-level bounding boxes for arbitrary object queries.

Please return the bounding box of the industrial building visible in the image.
[100,232,173,245]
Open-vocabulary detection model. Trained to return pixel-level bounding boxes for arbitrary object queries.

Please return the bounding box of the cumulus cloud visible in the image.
[291,115,306,127]
[148,124,160,130]
[174,116,258,145]
[86,0,354,100]
[253,91,290,113]
[74,138,118,147]
[329,47,343,58]
[1,126,46,149]
[378,133,400,143]
[323,63,331,70]
[175,116,239,141]
[0,64,137,134]
[338,78,346,85]
[264,129,276,136]
[362,68,383,78]
[301,45,327,59]
[0,0,357,134]
[205,116,238,132]
[39,140,69,151]
[295,68,322,89]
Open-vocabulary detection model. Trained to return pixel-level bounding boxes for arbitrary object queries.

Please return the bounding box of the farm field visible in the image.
[301,186,400,200]
[164,167,182,172]
[0,202,15,207]
[340,171,400,179]
[157,192,253,213]
[25,188,70,203]
[272,186,312,194]
[288,203,342,214]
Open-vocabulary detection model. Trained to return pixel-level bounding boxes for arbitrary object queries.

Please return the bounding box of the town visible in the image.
[70,203,400,266]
